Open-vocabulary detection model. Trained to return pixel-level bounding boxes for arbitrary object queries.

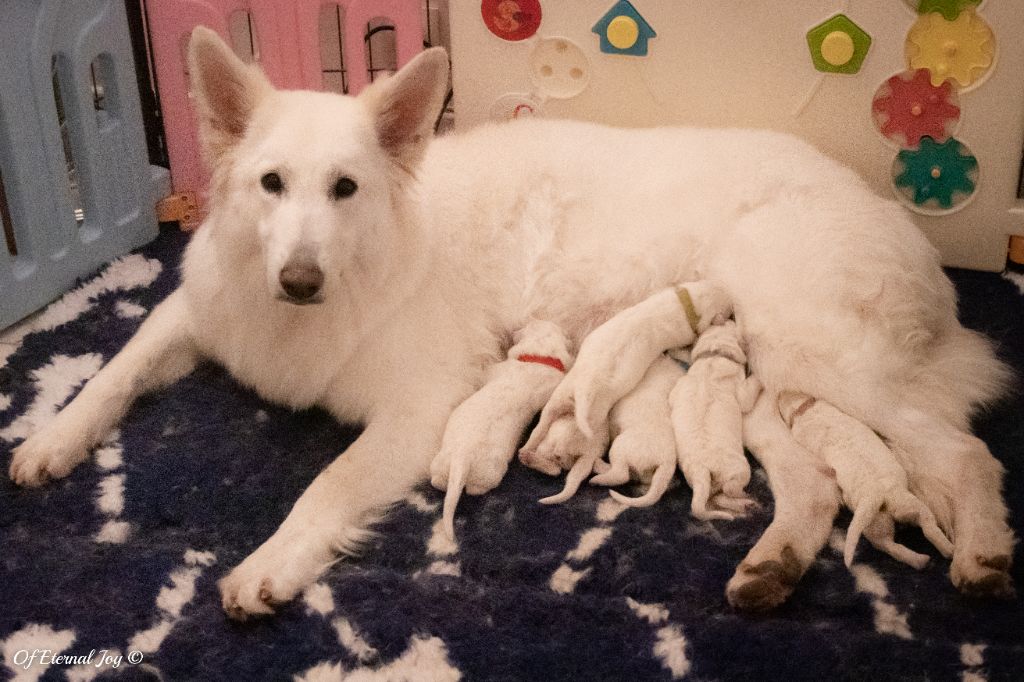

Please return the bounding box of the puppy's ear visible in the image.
[361,47,449,170]
[188,26,272,165]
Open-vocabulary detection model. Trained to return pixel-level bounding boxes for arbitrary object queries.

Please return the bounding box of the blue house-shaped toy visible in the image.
[592,0,656,56]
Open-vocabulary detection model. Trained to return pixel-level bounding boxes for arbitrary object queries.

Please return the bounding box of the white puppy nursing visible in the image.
[591,354,683,507]
[778,391,954,568]
[520,282,732,505]
[431,320,573,538]
[670,320,761,521]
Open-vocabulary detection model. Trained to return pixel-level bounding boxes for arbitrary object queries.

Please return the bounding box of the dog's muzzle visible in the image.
[278,259,324,305]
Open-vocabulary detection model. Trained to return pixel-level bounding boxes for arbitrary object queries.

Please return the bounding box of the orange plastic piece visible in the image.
[157,192,201,230]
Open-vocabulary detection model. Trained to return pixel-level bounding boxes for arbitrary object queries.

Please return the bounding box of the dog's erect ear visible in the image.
[361,47,449,169]
[187,26,272,164]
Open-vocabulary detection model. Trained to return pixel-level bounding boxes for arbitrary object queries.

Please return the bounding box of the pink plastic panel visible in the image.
[145,0,423,204]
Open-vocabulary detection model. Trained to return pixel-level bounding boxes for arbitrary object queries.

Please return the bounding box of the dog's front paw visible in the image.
[9,429,90,487]
[219,535,334,620]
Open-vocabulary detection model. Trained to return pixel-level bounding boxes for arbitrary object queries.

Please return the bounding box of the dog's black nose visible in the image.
[279,262,324,301]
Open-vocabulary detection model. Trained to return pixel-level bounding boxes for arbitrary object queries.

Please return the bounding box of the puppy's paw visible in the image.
[219,535,333,620]
[9,429,90,487]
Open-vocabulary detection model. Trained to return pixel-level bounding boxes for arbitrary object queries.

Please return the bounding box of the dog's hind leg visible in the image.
[880,416,1015,598]
[9,290,199,486]
[725,391,840,611]
[219,391,466,619]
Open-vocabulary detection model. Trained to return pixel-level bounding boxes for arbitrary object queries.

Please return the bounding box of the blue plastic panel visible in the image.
[0,0,160,330]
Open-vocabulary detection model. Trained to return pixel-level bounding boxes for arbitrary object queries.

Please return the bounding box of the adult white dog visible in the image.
[8,29,1014,617]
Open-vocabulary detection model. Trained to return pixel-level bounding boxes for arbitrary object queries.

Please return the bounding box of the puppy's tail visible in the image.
[442,458,468,540]
[686,466,734,521]
[844,492,884,567]
[609,463,674,508]
[539,456,595,505]
[590,460,629,487]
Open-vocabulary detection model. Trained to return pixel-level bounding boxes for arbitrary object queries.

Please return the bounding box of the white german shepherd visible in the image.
[9,29,1015,617]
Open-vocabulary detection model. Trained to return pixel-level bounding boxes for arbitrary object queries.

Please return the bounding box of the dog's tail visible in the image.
[844,491,884,567]
[442,458,469,540]
[609,463,674,508]
[539,456,595,505]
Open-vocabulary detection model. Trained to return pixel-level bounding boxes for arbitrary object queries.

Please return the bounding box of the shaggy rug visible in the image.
[1,226,1022,682]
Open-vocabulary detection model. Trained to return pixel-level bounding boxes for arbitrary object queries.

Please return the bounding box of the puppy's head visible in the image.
[692,319,745,364]
[187,28,449,306]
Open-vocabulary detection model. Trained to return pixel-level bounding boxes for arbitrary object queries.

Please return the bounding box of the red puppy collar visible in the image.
[516,354,566,373]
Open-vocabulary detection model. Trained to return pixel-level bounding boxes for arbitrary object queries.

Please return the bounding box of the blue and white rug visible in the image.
[1,228,1022,681]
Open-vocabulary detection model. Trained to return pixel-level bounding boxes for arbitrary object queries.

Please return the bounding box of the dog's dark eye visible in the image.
[332,177,358,200]
[260,172,284,194]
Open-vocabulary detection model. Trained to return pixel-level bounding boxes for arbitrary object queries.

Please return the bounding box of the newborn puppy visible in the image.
[522,281,732,480]
[670,320,760,521]
[591,355,683,507]
[530,417,610,505]
[431,320,572,537]
[778,391,954,569]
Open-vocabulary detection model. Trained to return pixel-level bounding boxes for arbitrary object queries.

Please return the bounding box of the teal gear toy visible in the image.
[895,136,977,209]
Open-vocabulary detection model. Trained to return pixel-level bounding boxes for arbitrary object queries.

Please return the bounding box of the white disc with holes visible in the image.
[529,36,590,99]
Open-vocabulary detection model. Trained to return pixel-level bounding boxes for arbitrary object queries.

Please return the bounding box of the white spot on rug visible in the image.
[0,393,10,411]
[830,530,912,640]
[0,354,103,443]
[93,432,130,544]
[1002,271,1024,296]
[548,498,624,594]
[414,518,461,578]
[406,491,440,514]
[960,642,987,682]
[566,528,612,562]
[118,549,216,657]
[303,583,336,617]
[0,255,161,367]
[294,635,460,682]
[333,618,379,664]
[114,301,146,319]
[94,441,123,470]
[626,598,691,679]
[97,474,125,516]
[549,565,592,594]
[1,623,76,682]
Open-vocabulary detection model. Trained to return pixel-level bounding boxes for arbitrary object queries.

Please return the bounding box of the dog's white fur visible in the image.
[430,319,572,538]
[592,354,683,507]
[778,391,954,569]
[670,320,760,521]
[9,30,1015,615]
